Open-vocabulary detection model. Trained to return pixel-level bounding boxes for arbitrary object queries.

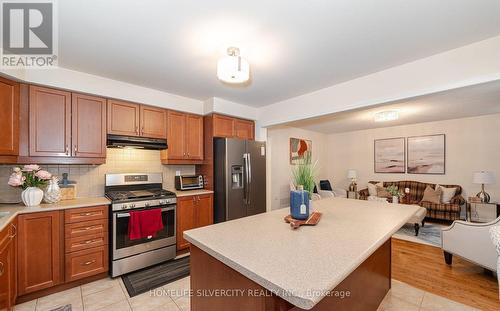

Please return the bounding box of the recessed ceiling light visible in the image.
[374,110,399,122]
[217,47,250,84]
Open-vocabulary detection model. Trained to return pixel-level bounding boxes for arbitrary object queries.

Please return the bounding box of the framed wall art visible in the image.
[290,138,312,165]
[407,134,445,174]
[374,137,405,173]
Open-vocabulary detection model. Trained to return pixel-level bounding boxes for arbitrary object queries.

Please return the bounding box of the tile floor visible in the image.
[13,277,475,311]
[13,276,190,311]
[377,279,478,311]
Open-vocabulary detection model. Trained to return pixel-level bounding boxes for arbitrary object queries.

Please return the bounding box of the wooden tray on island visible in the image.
[284,211,322,229]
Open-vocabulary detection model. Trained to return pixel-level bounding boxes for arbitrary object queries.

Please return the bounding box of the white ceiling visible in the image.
[282,80,500,133]
[58,0,500,107]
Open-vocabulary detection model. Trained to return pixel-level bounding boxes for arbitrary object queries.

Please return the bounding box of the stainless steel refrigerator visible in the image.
[213,138,266,223]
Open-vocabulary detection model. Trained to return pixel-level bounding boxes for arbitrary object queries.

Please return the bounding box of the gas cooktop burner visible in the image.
[106,189,175,202]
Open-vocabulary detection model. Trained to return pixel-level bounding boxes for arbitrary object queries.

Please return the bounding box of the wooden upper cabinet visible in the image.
[29,86,71,157]
[166,111,186,160]
[162,111,204,163]
[234,119,255,140]
[140,105,166,139]
[71,93,107,158]
[185,114,203,160]
[0,77,19,156]
[17,211,63,295]
[107,100,140,137]
[212,114,254,140]
[213,114,235,138]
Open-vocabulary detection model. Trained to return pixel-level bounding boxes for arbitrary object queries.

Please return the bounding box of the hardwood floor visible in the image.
[392,237,500,311]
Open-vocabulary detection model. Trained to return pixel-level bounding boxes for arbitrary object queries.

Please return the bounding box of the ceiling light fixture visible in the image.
[217,47,250,84]
[374,110,399,122]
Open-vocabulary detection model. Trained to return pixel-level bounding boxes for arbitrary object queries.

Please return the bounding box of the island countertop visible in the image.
[184,197,420,310]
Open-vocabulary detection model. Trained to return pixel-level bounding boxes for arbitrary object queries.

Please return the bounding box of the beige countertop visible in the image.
[172,189,214,197]
[184,197,420,310]
[0,197,110,231]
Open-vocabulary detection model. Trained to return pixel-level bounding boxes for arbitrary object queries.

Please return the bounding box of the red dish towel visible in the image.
[128,209,164,240]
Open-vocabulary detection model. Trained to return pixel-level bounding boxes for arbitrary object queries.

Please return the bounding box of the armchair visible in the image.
[317,180,347,199]
[441,217,500,271]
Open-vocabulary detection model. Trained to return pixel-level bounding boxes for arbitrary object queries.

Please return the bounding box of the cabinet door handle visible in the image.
[75,225,100,233]
[65,145,69,155]
[79,212,96,217]
[74,145,77,154]
[81,260,96,266]
[76,239,99,247]
[0,262,4,276]
[135,126,139,135]
[141,126,144,135]
[9,224,16,238]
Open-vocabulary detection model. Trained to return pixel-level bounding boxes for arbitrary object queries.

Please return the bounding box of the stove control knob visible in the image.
[144,202,150,207]
[121,204,128,210]
[131,203,136,208]
[159,200,166,205]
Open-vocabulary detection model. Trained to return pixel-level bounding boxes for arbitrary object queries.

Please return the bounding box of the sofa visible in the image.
[359,181,466,221]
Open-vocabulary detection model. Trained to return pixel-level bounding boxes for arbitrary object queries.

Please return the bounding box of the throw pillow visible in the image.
[376,186,391,198]
[436,184,457,204]
[421,185,442,204]
[368,182,383,196]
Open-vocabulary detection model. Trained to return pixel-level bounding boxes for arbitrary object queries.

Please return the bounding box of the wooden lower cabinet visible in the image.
[177,194,213,251]
[0,220,17,311]
[17,211,63,295]
[65,246,108,283]
[15,206,109,300]
[64,206,108,282]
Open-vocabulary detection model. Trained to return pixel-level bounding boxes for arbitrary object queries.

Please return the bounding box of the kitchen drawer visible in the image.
[65,205,108,224]
[65,219,108,238]
[65,233,107,253]
[65,246,108,282]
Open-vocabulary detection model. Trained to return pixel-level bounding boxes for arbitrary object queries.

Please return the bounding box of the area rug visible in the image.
[121,256,190,297]
[393,223,446,247]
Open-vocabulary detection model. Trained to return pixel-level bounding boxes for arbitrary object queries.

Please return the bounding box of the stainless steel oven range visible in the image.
[105,173,176,277]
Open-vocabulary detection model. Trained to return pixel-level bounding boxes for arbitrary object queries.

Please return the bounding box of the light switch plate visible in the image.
[175,170,181,176]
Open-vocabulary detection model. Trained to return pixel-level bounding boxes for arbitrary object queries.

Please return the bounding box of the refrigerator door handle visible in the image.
[243,153,249,204]
[247,152,252,205]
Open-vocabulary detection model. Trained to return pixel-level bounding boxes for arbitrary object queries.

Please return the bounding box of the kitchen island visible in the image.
[184,197,421,311]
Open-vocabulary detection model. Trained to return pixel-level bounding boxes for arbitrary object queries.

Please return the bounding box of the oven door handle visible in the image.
[115,206,174,218]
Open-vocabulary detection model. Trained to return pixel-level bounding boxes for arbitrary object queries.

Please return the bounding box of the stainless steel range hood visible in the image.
[106,134,167,150]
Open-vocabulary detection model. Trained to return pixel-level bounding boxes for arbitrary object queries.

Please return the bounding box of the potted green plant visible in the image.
[291,152,317,196]
[386,185,404,204]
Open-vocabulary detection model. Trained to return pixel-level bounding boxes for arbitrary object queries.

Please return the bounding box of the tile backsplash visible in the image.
[0,148,195,203]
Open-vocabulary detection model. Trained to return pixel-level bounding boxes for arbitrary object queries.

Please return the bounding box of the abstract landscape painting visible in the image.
[374,138,405,173]
[290,138,312,165]
[407,134,445,174]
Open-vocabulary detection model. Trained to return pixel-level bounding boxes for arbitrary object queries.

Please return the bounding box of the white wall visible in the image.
[1,67,204,114]
[267,126,328,210]
[326,114,500,202]
[258,36,500,127]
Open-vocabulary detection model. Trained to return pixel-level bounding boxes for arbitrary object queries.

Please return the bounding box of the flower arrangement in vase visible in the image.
[8,164,52,206]
[386,185,404,204]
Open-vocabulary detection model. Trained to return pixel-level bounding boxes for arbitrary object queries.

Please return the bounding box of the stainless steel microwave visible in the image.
[175,175,204,190]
